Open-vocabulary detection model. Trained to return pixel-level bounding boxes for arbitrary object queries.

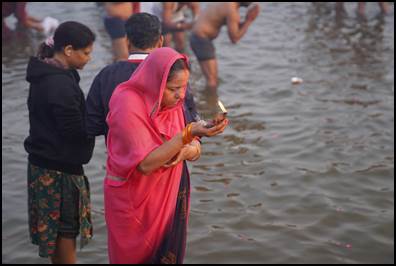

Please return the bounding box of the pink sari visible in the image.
[104,47,190,263]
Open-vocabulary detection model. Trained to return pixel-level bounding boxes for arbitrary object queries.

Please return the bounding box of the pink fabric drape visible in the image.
[104,47,188,263]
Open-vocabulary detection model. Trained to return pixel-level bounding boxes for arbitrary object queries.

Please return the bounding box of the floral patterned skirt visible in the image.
[27,162,92,258]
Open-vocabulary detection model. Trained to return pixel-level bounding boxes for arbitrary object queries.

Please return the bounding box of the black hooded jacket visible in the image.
[24,57,94,175]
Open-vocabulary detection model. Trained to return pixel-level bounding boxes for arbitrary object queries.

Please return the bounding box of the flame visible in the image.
[218,100,227,113]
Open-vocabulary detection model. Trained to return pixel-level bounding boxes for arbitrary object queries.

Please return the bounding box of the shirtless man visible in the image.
[159,2,200,53]
[190,2,260,90]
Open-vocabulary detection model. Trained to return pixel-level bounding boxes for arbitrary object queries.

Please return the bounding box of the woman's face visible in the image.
[162,69,189,108]
[65,44,93,70]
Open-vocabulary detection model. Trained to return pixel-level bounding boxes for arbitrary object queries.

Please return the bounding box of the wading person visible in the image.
[190,2,259,90]
[104,47,228,263]
[25,21,95,264]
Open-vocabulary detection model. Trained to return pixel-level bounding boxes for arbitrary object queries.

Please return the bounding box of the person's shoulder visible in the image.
[46,74,82,102]
[45,70,78,89]
[112,82,141,101]
[89,61,139,97]
[92,62,126,85]
[109,84,146,115]
[100,61,138,77]
[99,61,123,74]
[209,3,234,18]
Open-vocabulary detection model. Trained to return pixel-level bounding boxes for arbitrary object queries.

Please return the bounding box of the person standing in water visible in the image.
[103,2,140,61]
[104,47,228,263]
[336,2,391,17]
[189,2,260,90]
[2,2,58,39]
[25,21,95,264]
[151,2,200,53]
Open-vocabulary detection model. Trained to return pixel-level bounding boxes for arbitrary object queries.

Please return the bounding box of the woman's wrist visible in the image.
[188,140,201,161]
[189,145,200,161]
[182,123,194,145]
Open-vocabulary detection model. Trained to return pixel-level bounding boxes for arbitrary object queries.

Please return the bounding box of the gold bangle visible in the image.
[186,124,191,144]
[183,123,193,145]
[187,124,192,141]
[182,127,188,145]
[188,124,193,143]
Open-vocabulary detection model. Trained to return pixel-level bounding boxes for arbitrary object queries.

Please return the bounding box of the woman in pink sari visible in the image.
[104,47,228,264]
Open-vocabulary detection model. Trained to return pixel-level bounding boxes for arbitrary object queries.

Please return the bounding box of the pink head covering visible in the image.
[104,47,189,263]
[106,47,188,181]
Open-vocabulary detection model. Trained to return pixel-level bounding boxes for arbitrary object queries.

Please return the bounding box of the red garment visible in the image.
[2,2,27,38]
[2,2,27,22]
[104,47,188,263]
[132,2,140,14]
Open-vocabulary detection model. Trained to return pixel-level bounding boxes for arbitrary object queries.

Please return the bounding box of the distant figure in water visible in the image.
[103,2,140,61]
[336,2,391,17]
[189,2,260,91]
[25,21,95,264]
[150,2,200,53]
[1,2,44,39]
[2,2,58,39]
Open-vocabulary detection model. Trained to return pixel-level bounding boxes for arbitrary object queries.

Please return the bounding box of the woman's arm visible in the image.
[138,119,227,175]
[186,139,201,161]
[137,133,184,175]
[164,139,201,168]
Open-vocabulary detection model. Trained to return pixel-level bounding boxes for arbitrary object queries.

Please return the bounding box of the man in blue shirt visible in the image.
[86,12,199,141]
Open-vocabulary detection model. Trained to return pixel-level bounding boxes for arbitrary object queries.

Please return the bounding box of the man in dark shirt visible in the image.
[86,12,199,141]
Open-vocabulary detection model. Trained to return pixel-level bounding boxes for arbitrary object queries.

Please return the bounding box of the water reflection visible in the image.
[306,3,389,68]
[2,30,38,67]
[2,2,394,264]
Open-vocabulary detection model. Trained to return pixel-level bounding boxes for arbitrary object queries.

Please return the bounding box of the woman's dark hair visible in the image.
[125,13,161,50]
[37,21,96,59]
[167,59,190,81]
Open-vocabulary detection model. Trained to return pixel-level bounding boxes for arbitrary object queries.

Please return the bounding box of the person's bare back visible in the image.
[192,2,260,43]
[189,2,259,90]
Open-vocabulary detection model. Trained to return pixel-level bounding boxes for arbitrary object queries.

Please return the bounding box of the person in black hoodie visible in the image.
[25,21,95,264]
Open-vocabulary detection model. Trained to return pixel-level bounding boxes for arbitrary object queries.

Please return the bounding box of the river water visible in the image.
[2,2,394,264]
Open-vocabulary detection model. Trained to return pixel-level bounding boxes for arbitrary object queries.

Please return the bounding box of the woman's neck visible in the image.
[52,53,70,69]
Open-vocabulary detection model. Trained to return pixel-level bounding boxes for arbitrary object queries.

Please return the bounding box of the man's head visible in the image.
[125,13,163,52]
